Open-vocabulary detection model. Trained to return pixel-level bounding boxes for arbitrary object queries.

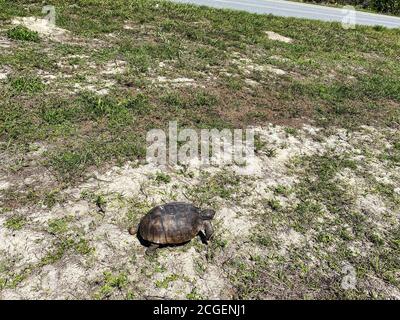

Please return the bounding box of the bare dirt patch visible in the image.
[231,53,287,77]
[1,124,399,299]
[0,37,12,49]
[152,76,200,88]
[11,17,70,42]
[265,31,293,44]
[37,55,128,95]
[0,66,11,80]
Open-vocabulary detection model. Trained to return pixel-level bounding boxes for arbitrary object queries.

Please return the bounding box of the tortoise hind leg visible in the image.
[145,244,159,256]
[128,225,138,235]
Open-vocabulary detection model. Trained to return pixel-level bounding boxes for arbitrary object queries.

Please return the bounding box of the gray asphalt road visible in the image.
[170,0,400,28]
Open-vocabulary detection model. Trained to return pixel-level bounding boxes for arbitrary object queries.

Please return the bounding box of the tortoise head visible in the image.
[199,208,215,220]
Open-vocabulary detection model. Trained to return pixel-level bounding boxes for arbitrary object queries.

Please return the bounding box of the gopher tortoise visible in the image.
[129,202,215,255]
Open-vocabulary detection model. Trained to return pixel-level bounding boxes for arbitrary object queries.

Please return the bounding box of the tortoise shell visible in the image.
[138,202,202,244]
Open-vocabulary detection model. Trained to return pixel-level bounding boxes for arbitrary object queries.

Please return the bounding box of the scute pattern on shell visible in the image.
[139,202,202,244]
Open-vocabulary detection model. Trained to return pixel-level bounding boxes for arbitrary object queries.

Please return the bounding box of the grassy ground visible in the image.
[0,0,399,299]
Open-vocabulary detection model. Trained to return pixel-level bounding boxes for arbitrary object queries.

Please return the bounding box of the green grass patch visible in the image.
[7,25,39,42]
[94,271,128,299]
[4,215,26,231]
[155,273,179,289]
[47,217,72,234]
[8,76,45,94]
[155,171,171,184]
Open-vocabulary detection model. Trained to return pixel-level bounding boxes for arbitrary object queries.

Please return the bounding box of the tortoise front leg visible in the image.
[145,244,159,256]
[203,220,214,241]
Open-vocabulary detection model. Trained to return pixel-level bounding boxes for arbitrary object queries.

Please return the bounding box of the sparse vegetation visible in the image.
[186,170,244,206]
[47,217,71,234]
[0,0,399,300]
[155,274,180,289]
[155,172,171,184]
[94,271,128,299]
[186,287,203,300]
[9,75,45,94]
[4,216,26,231]
[7,25,39,42]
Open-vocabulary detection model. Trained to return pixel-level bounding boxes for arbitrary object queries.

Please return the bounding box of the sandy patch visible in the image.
[245,78,259,87]
[270,55,290,62]
[153,76,198,87]
[73,80,116,96]
[101,60,127,75]
[277,228,304,255]
[232,55,287,76]
[0,66,11,80]
[37,55,128,94]
[217,207,255,239]
[0,180,11,191]
[0,37,12,48]
[0,222,50,268]
[265,31,293,43]
[36,70,57,84]
[1,124,399,299]
[11,17,70,42]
